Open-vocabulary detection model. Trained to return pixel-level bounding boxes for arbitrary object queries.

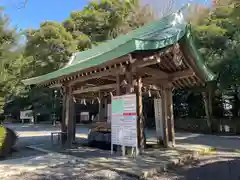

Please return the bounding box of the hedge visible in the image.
[0,126,17,158]
[0,126,6,151]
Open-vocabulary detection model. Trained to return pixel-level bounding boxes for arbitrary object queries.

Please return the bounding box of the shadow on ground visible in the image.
[165,156,240,180]
[175,133,240,152]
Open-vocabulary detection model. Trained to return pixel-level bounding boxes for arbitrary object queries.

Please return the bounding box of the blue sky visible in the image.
[1,0,210,30]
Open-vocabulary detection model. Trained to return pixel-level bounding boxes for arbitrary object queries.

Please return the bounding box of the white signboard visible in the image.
[20,110,33,119]
[154,98,164,140]
[111,94,137,147]
[20,110,34,124]
[107,104,111,123]
[80,112,89,122]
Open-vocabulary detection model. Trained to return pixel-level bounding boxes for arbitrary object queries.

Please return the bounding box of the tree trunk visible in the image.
[136,76,146,151]
[202,90,213,132]
[61,87,67,145]
[232,87,240,118]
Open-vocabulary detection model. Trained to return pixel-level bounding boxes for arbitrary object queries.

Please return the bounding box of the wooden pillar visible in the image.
[166,85,175,146]
[162,89,169,147]
[99,96,105,121]
[154,95,164,145]
[104,97,108,121]
[126,69,133,94]
[115,74,121,154]
[98,91,103,121]
[61,86,67,145]
[72,99,76,142]
[116,74,121,96]
[136,75,144,152]
[65,86,74,147]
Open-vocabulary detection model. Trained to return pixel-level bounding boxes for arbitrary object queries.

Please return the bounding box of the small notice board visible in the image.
[111,94,137,149]
[20,110,34,124]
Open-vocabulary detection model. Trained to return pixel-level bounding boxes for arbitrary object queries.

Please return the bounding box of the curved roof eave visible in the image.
[22,5,215,86]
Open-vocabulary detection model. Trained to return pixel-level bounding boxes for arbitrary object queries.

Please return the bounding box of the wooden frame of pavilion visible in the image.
[22,7,215,151]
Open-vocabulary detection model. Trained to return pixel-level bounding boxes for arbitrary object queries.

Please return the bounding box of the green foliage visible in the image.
[0,126,6,150]
[0,126,17,158]
[191,0,240,88]
[174,0,240,132]
[24,21,77,76]
[0,10,24,113]
[64,0,154,43]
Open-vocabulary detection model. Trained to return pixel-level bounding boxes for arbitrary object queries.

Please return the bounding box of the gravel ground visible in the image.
[1,152,240,180]
[2,162,138,180]
[2,124,240,180]
[2,152,240,180]
[0,147,46,161]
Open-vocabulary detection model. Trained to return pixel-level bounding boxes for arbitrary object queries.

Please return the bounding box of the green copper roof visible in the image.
[22,6,215,85]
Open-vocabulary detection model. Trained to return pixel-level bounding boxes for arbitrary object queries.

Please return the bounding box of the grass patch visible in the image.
[234,149,240,153]
[199,147,217,155]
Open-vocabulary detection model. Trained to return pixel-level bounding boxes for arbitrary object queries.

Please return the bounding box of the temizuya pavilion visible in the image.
[22,7,215,151]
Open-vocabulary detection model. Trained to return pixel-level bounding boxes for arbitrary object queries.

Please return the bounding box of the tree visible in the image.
[63,0,155,44]
[24,21,77,76]
[183,0,240,131]
[0,10,24,113]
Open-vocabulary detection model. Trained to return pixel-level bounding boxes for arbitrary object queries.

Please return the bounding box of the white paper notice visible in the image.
[111,94,137,147]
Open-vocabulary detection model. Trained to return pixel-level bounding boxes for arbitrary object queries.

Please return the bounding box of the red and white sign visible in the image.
[111,94,137,147]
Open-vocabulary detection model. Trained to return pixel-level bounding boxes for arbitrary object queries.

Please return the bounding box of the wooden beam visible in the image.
[72,83,116,94]
[142,77,168,87]
[116,74,121,96]
[141,69,194,84]
[170,69,194,80]
[132,55,161,69]
[100,76,116,81]
[68,68,125,86]
[140,67,168,78]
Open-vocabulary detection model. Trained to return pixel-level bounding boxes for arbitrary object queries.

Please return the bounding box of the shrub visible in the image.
[0,126,17,158]
[0,126,6,150]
